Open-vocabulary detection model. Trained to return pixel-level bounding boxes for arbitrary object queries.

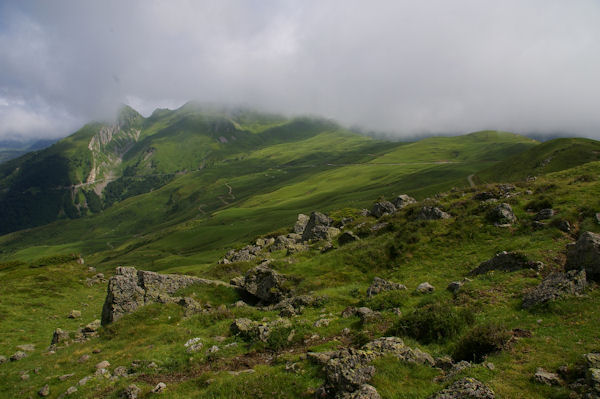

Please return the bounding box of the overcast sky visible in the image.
[1,0,599,141]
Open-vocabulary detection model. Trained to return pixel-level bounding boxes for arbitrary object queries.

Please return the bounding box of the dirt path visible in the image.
[467,174,476,188]
[225,183,235,199]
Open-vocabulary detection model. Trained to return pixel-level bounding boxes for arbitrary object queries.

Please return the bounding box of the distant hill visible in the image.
[475,137,600,183]
[0,138,56,164]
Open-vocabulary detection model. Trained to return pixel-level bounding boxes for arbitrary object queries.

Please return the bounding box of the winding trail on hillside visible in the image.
[225,183,235,199]
[467,174,476,188]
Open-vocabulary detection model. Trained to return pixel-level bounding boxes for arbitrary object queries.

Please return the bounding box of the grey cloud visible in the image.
[1,0,599,140]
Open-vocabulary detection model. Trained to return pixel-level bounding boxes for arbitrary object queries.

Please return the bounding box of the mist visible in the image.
[1,0,599,140]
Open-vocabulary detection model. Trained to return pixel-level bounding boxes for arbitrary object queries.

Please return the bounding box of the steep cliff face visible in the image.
[86,107,143,193]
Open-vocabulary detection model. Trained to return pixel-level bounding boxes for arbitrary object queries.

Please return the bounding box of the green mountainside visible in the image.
[1,106,600,398]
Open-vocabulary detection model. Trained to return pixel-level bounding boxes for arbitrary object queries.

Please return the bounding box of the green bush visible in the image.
[525,196,553,212]
[360,290,405,311]
[453,323,511,362]
[389,303,474,344]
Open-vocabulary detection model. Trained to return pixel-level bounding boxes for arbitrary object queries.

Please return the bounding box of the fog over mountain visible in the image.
[1,0,599,140]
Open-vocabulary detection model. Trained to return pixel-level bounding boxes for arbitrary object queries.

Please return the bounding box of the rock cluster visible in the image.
[416,206,451,220]
[302,212,340,242]
[488,203,516,225]
[469,251,543,275]
[393,194,416,209]
[230,317,291,342]
[522,270,587,308]
[366,277,406,297]
[566,231,600,281]
[428,377,495,398]
[370,201,396,218]
[230,263,289,305]
[101,267,228,325]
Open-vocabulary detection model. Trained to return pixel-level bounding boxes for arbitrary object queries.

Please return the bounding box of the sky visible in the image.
[1,0,599,141]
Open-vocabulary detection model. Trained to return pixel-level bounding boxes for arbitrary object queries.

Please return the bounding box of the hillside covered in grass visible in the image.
[1,144,600,398]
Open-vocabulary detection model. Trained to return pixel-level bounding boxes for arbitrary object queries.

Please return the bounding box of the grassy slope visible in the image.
[1,160,600,398]
[476,137,600,183]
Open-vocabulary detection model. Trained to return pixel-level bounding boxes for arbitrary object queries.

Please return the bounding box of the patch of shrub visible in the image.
[389,303,474,344]
[30,253,80,268]
[453,323,511,362]
[360,290,405,311]
[525,196,553,212]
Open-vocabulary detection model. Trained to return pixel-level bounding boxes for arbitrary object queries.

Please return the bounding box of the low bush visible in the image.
[525,196,553,212]
[389,303,474,344]
[453,323,511,362]
[360,290,405,311]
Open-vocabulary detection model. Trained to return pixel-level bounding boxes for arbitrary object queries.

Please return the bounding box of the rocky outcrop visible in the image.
[371,201,396,218]
[469,252,543,275]
[429,378,495,398]
[416,282,435,293]
[293,214,309,234]
[231,264,289,305]
[488,203,516,225]
[302,212,340,242]
[566,231,600,281]
[535,208,555,221]
[417,207,450,220]
[393,194,416,209]
[366,277,406,297]
[230,318,291,342]
[534,368,561,386]
[522,270,586,308]
[101,267,227,325]
[316,337,435,398]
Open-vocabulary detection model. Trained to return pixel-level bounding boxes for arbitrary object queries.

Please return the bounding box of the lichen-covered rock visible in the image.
[470,251,543,275]
[302,211,333,241]
[101,267,227,325]
[363,337,435,366]
[522,270,586,308]
[447,281,464,294]
[293,213,309,234]
[533,368,561,386]
[416,282,435,293]
[338,231,360,246]
[356,307,380,323]
[238,264,288,304]
[38,384,50,397]
[488,203,516,225]
[371,201,396,218]
[123,384,141,399]
[566,231,600,281]
[393,194,416,209]
[429,377,495,398]
[230,318,257,337]
[366,277,406,297]
[324,348,377,394]
[417,207,450,220]
[51,328,70,345]
[341,384,381,399]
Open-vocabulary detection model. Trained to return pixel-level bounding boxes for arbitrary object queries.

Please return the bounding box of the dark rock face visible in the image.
[488,203,516,225]
[366,277,406,297]
[417,206,450,220]
[566,231,600,281]
[370,201,396,218]
[237,264,288,304]
[338,231,360,246]
[535,208,555,220]
[429,378,495,399]
[101,267,227,325]
[393,194,416,209]
[469,252,543,275]
[522,270,587,308]
[302,211,337,242]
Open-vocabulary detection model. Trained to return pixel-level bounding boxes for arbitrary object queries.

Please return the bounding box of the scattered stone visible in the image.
[0,355,6,364]
[342,306,358,318]
[371,201,396,218]
[78,376,92,386]
[485,362,495,370]
[113,366,128,377]
[123,384,141,399]
[417,206,450,220]
[228,369,256,376]
[148,362,158,369]
[429,377,495,398]
[68,310,81,319]
[59,373,75,381]
[293,213,309,234]
[370,222,388,232]
[535,208,555,220]
[230,318,256,336]
[584,353,600,369]
[321,242,336,253]
[393,194,416,209]
[152,382,167,393]
[21,374,29,380]
[344,384,381,399]
[363,337,435,366]
[65,386,78,395]
[338,231,360,245]
[38,384,50,397]
[307,351,335,365]
[10,351,27,361]
[356,307,380,323]
[302,211,335,241]
[366,277,406,297]
[92,348,102,354]
[314,318,330,328]
[237,264,289,304]
[565,231,600,281]
[488,203,516,225]
[96,360,110,369]
[184,337,203,353]
[16,344,35,352]
[101,266,228,325]
[470,251,543,275]
[51,328,70,345]
[447,281,464,294]
[416,282,435,293]
[556,220,571,232]
[534,367,561,386]
[207,345,219,354]
[522,270,587,308]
